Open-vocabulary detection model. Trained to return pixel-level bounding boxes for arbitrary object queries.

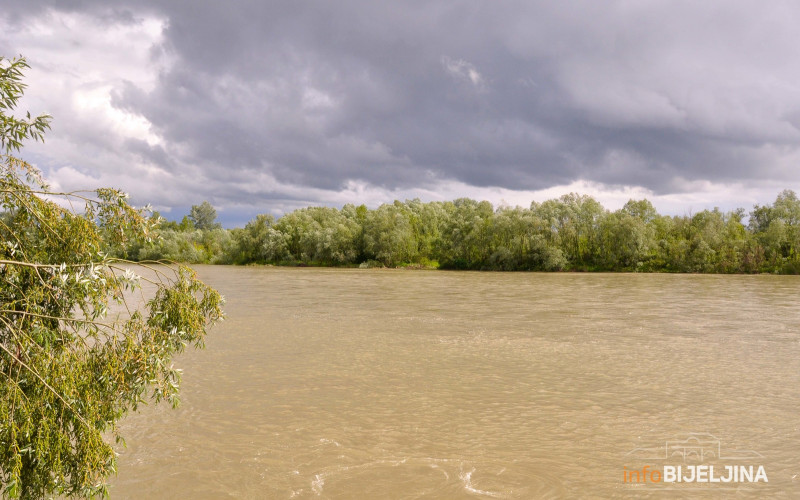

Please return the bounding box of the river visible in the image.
[109,266,800,498]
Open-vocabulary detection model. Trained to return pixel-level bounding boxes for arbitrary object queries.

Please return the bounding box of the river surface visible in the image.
[109,267,800,498]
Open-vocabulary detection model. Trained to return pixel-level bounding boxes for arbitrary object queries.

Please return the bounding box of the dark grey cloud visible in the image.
[3,0,800,223]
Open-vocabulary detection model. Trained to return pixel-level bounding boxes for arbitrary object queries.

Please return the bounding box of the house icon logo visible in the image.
[626,433,763,462]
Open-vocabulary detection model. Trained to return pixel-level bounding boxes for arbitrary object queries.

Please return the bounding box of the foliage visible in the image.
[362,202,419,266]
[0,58,50,154]
[273,207,360,265]
[188,201,220,231]
[130,191,800,274]
[0,56,223,498]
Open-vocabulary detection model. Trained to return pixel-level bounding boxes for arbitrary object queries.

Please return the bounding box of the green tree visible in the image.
[599,209,652,269]
[188,201,220,231]
[621,198,658,223]
[231,214,276,263]
[178,215,195,232]
[0,56,223,498]
[274,207,359,265]
[152,211,179,231]
[362,202,419,266]
[0,58,50,153]
[532,194,605,268]
[437,198,494,269]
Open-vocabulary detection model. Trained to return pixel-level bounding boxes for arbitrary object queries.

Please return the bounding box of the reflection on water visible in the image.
[110,267,800,498]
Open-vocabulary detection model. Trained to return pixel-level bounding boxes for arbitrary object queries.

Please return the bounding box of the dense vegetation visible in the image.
[1,56,223,498]
[121,190,800,273]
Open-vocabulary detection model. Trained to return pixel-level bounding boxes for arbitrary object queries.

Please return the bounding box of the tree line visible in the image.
[118,190,800,273]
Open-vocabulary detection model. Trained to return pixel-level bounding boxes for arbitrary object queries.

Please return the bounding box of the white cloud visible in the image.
[1,8,170,194]
[301,87,335,110]
[211,168,784,223]
[72,85,161,146]
[441,56,485,89]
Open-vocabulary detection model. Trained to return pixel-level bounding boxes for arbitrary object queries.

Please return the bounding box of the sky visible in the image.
[2,1,800,227]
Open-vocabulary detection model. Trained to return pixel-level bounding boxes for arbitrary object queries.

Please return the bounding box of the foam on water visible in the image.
[459,468,505,498]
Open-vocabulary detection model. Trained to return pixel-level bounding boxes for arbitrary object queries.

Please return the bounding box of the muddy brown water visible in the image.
[109,266,800,498]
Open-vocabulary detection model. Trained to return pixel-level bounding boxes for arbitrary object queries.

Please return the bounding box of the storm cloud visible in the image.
[2,1,800,224]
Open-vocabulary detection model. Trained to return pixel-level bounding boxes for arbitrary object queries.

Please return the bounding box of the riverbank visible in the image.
[222,260,793,275]
[116,192,800,274]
